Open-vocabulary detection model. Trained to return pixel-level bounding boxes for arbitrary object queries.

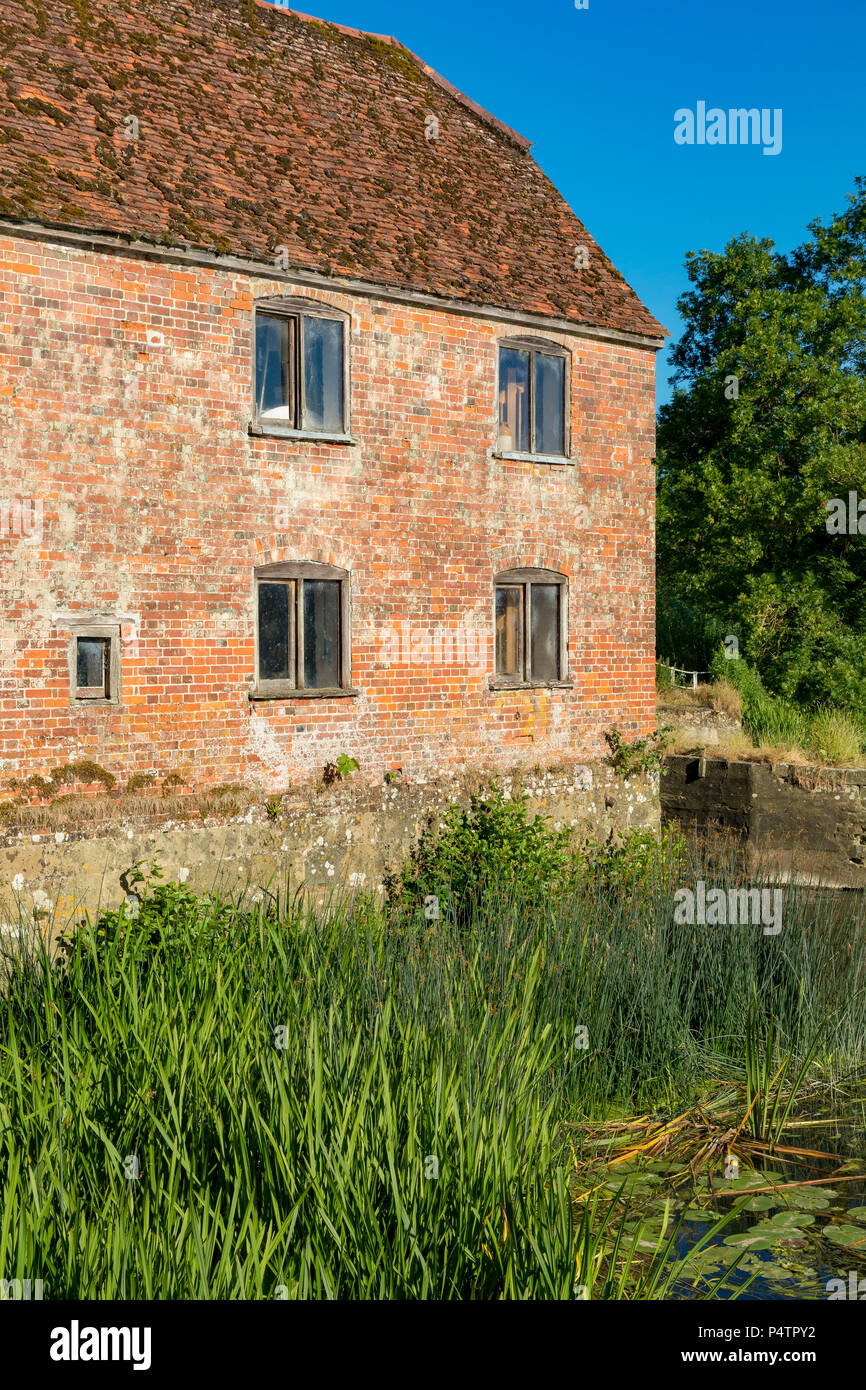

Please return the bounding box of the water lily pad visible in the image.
[742,1194,777,1211]
[748,1212,814,1243]
[722,1172,773,1191]
[682,1207,716,1222]
[759,1211,815,1229]
[723,1231,779,1251]
[777,1187,836,1210]
[822,1223,866,1248]
[735,1254,796,1280]
[847,1206,866,1221]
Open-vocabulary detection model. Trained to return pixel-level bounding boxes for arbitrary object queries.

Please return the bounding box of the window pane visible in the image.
[498,348,529,453]
[303,317,344,433]
[255,315,292,420]
[77,637,108,691]
[258,582,291,681]
[530,584,560,682]
[495,586,523,676]
[535,353,565,455]
[304,580,341,688]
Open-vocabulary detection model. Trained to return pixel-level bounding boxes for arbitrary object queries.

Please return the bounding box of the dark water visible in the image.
[669,1115,866,1299]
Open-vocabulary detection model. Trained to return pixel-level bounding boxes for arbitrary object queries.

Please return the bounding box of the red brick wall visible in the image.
[0,232,657,791]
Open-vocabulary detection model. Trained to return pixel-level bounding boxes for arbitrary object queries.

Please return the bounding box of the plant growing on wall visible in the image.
[604,728,672,777]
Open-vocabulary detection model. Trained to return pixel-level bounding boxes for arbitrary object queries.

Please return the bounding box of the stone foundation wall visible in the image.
[1,761,659,940]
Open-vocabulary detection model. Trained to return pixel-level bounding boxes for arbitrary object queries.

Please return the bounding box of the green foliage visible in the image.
[743,989,825,1145]
[656,590,729,674]
[578,827,689,894]
[265,795,283,822]
[3,816,866,1300]
[655,659,673,691]
[388,789,572,920]
[1,846,863,1297]
[604,728,671,776]
[807,706,864,766]
[713,650,864,761]
[126,773,155,793]
[657,178,866,713]
[323,755,360,785]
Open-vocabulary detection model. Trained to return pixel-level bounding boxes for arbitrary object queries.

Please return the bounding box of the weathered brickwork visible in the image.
[0,231,657,793]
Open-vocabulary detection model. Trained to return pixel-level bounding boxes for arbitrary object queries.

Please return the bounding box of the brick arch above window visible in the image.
[255,560,349,582]
[491,568,570,690]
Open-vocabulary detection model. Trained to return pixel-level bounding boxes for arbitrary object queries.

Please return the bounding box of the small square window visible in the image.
[76,637,110,697]
[68,625,120,705]
[255,308,345,435]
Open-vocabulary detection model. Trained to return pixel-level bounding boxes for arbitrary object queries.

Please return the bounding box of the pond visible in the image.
[586,1102,866,1299]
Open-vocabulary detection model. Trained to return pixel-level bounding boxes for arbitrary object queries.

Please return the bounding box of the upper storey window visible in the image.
[254,300,348,437]
[497,338,568,460]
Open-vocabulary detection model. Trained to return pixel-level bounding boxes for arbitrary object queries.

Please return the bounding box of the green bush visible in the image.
[655,659,674,691]
[656,590,729,672]
[605,727,671,776]
[578,827,689,894]
[387,789,572,921]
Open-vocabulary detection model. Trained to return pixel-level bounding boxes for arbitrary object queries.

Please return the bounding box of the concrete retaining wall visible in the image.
[662,754,866,888]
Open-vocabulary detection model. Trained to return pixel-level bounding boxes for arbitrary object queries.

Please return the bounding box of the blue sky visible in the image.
[268,0,865,407]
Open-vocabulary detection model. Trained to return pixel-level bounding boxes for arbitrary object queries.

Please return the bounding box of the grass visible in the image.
[661,654,866,767]
[0,837,864,1299]
[808,707,864,767]
[658,679,742,721]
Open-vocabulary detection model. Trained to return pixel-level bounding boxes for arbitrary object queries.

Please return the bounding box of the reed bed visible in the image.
[0,838,863,1299]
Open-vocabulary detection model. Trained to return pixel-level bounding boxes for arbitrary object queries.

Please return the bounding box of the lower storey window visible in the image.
[77,637,110,697]
[68,624,120,705]
[494,570,566,684]
[255,563,349,695]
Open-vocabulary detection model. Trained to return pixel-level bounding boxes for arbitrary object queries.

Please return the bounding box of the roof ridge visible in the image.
[253,1,532,150]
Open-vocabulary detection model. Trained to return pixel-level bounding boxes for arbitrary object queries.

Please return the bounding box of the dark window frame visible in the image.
[495,336,570,461]
[68,624,121,706]
[252,561,355,699]
[251,297,351,441]
[491,568,569,688]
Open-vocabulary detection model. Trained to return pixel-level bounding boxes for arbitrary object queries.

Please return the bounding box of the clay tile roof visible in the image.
[0,0,665,339]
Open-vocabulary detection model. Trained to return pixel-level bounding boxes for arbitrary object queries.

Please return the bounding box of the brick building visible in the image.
[0,0,665,796]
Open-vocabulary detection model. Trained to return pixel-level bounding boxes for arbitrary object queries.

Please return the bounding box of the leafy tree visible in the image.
[656,178,866,709]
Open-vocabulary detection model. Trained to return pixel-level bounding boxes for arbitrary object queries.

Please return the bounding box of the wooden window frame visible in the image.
[495,336,570,461]
[250,297,351,441]
[490,568,570,688]
[252,561,355,699]
[68,625,121,706]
